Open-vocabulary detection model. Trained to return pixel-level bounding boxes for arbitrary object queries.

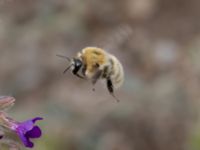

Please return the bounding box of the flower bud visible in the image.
[0,96,15,111]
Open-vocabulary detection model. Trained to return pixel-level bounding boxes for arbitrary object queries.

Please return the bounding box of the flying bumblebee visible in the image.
[57,47,124,102]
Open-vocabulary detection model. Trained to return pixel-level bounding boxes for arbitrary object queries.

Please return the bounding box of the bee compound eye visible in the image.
[76,60,82,67]
[73,59,80,66]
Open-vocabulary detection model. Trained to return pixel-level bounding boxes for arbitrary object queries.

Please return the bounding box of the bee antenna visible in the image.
[63,64,73,74]
[56,54,71,62]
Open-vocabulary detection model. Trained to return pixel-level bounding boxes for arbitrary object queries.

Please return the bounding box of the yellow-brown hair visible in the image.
[80,47,107,76]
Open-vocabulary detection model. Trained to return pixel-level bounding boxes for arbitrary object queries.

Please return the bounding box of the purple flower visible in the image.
[10,117,43,148]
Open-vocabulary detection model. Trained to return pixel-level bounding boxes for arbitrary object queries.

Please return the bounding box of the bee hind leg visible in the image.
[106,78,120,102]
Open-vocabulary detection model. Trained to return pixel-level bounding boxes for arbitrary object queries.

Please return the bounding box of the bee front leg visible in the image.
[91,70,102,91]
[72,68,85,79]
[92,70,102,85]
[106,78,120,102]
[75,73,85,79]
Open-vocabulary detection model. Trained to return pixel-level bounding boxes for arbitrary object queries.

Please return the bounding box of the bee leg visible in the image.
[72,69,85,79]
[106,78,114,95]
[91,70,102,91]
[92,70,102,85]
[75,73,85,79]
[106,78,120,102]
[63,64,84,79]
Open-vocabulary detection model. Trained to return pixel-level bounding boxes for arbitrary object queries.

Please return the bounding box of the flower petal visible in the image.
[17,130,34,148]
[32,117,43,123]
[20,117,43,131]
[26,126,42,138]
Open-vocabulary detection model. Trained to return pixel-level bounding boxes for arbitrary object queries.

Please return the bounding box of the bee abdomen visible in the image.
[109,56,124,89]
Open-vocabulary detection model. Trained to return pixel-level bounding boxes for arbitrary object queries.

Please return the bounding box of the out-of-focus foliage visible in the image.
[0,0,200,149]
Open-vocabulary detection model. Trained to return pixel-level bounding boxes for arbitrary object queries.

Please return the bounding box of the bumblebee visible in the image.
[57,47,124,101]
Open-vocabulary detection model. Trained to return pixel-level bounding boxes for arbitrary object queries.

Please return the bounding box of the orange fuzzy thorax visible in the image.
[80,47,107,78]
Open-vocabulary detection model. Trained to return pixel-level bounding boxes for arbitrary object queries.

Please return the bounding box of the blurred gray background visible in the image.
[0,0,200,149]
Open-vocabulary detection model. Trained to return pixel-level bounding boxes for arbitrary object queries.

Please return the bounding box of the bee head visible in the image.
[57,54,84,79]
[71,58,82,74]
